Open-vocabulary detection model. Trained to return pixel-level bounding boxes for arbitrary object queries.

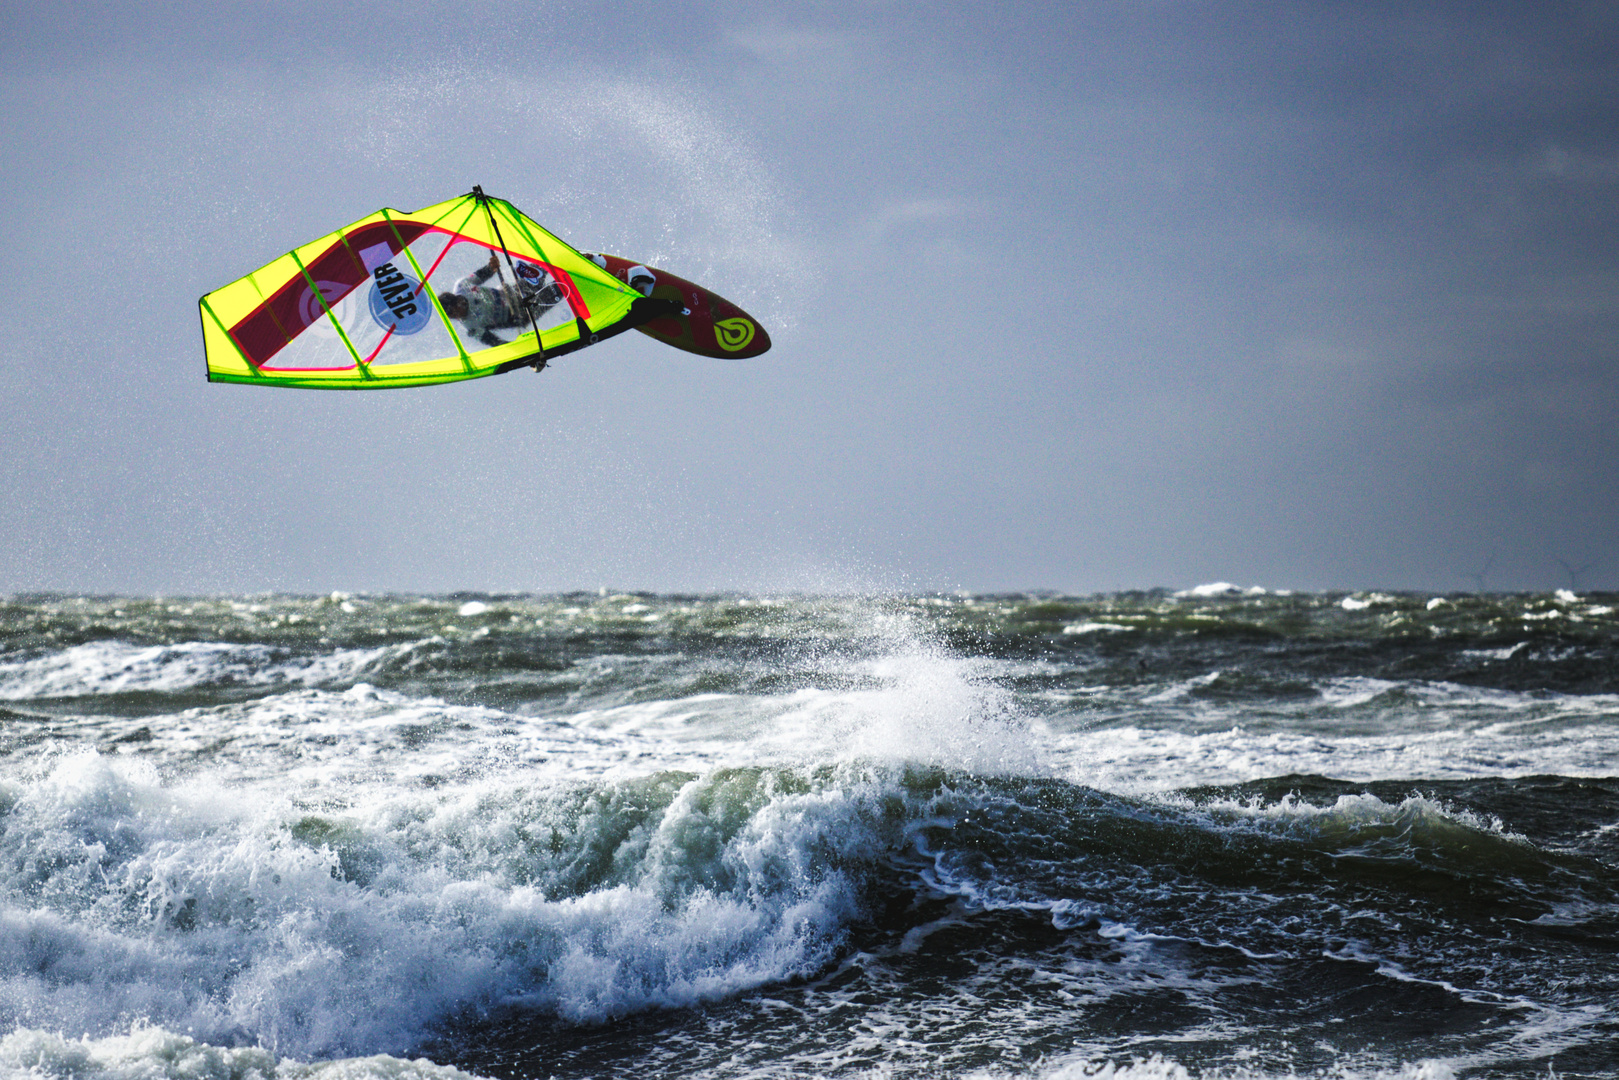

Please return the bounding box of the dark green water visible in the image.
[1,590,1615,1078]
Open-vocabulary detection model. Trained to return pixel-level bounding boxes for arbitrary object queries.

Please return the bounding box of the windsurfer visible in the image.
[438,252,563,347]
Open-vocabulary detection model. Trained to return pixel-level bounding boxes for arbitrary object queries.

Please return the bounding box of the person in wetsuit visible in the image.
[438,253,564,347]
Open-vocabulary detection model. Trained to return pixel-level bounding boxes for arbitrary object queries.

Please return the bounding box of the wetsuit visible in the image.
[454,262,563,347]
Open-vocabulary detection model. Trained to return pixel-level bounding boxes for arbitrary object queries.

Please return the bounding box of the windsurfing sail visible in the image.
[198,189,677,389]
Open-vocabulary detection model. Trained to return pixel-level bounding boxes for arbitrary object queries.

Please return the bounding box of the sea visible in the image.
[1,587,1615,1079]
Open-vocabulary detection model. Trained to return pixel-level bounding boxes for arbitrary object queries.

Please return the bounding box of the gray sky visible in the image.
[2,1,1615,594]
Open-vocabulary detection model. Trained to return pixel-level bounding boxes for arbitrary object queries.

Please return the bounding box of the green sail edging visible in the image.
[289,249,369,378]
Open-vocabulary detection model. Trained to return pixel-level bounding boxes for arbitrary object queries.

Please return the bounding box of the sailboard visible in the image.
[198,188,685,389]
[586,254,772,359]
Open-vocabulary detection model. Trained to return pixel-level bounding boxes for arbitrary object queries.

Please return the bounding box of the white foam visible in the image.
[1140,671,1223,704]
[1171,583,1273,598]
[759,648,1041,776]
[0,749,894,1059]
[0,638,415,700]
[1340,592,1398,611]
[1461,642,1529,661]
[1165,789,1516,843]
[1008,1050,1462,1080]
[0,1025,486,1079]
[1049,717,1619,790]
[1175,583,1243,598]
[1314,675,1402,707]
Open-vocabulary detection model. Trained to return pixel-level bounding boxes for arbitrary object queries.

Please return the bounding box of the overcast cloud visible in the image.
[1,1,1615,594]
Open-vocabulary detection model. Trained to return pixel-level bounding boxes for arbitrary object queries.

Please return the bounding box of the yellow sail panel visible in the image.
[199,192,643,389]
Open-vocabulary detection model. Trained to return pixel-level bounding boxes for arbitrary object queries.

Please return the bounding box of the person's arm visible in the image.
[457,254,500,293]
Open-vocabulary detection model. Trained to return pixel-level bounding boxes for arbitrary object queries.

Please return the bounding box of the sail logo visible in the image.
[299,281,349,327]
[714,317,756,352]
[368,262,430,335]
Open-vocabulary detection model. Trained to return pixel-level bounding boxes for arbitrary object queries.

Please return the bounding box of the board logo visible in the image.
[715,317,756,352]
[368,262,431,335]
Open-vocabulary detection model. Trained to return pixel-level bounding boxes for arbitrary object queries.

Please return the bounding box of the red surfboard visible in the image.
[591,254,771,359]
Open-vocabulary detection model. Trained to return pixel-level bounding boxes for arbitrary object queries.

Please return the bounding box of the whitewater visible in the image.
[0,590,1615,1079]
